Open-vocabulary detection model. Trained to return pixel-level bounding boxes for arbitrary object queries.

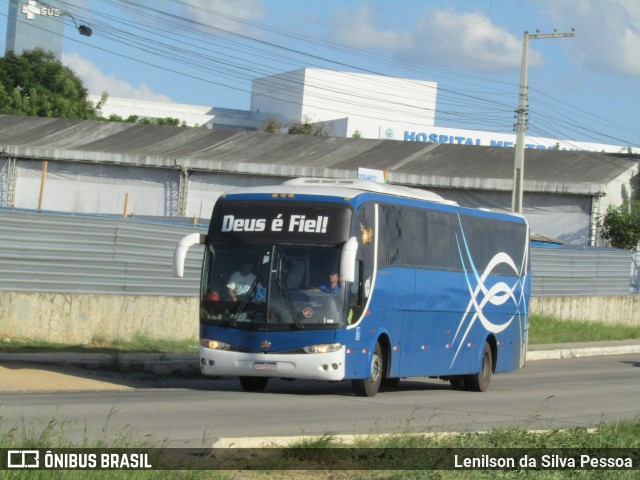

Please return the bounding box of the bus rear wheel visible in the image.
[465,342,493,392]
[239,376,269,392]
[352,342,383,397]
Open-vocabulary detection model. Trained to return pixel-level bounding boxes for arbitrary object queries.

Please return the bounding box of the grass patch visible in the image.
[0,333,198,354]
[528,314,640,344]
[2,316,639,354]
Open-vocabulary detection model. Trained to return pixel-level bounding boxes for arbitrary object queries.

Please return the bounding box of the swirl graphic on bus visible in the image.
[450,220,529,367]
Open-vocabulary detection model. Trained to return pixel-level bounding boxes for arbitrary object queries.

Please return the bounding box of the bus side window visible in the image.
[348,260,364,324]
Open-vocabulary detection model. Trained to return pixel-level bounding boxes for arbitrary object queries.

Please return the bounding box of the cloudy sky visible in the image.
[1,0,638,148]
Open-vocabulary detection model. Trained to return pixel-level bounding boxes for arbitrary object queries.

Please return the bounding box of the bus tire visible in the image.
[352,342,383,397]
[239,376,269,392]
[465,342,493,392]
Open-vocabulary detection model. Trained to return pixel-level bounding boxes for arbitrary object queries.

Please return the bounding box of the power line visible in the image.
[2,0,635,147]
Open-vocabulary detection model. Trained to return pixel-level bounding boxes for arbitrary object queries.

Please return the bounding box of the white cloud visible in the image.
[62,52,172,101]
[329,6,539,73]
[172,0,266,36]
[331,5,411,51]
[540,0,640,76]
[411,9,535,72]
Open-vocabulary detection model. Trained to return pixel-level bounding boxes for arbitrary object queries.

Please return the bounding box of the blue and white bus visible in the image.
[173,178,530,396]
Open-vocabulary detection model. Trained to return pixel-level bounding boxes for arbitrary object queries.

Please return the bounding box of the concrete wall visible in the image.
[0,292,199,344]
[530,295,640,326]
[1,292,637,344]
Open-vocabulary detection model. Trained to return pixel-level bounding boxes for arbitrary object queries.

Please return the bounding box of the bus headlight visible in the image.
[303,343,342,354]
[200,339,231,350]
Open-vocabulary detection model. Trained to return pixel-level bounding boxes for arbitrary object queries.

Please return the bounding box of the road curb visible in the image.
[1,343,638,375]
[526,343,640,361]
[211,428,599,448]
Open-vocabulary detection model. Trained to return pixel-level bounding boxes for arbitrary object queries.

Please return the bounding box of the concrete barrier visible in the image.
[0,292,199,343]
[530,295,640,326]
[1,292,638,343]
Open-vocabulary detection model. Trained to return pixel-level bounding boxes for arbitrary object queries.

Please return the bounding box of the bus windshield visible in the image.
[201,244,346,330]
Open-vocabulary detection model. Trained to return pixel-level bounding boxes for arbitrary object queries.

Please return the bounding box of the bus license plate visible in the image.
[254,361,277,371]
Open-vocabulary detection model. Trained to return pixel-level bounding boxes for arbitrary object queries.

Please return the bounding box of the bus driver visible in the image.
[227,261,257,302]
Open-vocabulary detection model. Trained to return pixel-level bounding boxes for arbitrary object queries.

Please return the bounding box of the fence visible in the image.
[632,251,640,293]
[0,208,636,297]
[530,243,635,296]
[1,208,636,342]
[0,208,205,296]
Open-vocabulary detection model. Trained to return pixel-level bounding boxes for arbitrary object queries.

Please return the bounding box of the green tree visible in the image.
[599,200,640,249]
[0,49,96,119]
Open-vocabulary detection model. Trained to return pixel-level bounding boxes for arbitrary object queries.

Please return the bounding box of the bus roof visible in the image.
[223,177,458,206]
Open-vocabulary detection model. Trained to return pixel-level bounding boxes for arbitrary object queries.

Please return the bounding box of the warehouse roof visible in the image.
[1,114,637,195]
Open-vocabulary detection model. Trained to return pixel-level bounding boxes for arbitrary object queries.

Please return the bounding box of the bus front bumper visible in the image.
[199,345,346,381]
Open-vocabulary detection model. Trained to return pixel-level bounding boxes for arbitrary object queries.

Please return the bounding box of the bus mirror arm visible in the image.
[173,233,206,278]
[340,237,359,283]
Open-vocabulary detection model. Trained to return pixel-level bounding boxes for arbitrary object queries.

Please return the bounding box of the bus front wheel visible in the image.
[465,342,493,392]
[352,342,383,397]
[239,376,269,392]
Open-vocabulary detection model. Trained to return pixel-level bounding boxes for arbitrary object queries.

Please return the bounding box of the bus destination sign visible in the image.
[208,201,353,245]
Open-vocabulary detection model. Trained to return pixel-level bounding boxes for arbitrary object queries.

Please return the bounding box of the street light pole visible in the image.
[511,29,575,214]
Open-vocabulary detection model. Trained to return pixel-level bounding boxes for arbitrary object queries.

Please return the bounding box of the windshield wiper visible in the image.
[230,276,260,326]
[275,273,304,330]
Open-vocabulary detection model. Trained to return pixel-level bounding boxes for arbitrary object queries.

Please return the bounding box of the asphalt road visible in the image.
[1,354,639,448]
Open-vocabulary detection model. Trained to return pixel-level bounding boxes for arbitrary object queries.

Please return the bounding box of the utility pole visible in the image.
[511,29,575,213]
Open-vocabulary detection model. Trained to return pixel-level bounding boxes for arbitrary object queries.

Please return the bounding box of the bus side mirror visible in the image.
[173,233,205,278]
[340,236,359,283]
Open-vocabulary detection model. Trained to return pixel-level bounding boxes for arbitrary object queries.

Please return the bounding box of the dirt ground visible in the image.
[0,362,136,392]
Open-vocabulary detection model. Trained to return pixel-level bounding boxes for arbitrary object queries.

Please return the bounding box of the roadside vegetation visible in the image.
[1,416,638,479]
[2,315,639,354]
[527,314,640,344]
[0,333,198,354]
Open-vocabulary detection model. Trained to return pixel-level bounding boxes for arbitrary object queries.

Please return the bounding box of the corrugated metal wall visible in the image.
[630,251,640,293]
[0,208,205,296]
[530,244,634,296]
[0,208,635,297]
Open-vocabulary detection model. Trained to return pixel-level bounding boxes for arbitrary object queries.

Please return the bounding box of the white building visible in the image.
[90,96,215,127]
[250,68,438,140]
[90,68,630,154]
